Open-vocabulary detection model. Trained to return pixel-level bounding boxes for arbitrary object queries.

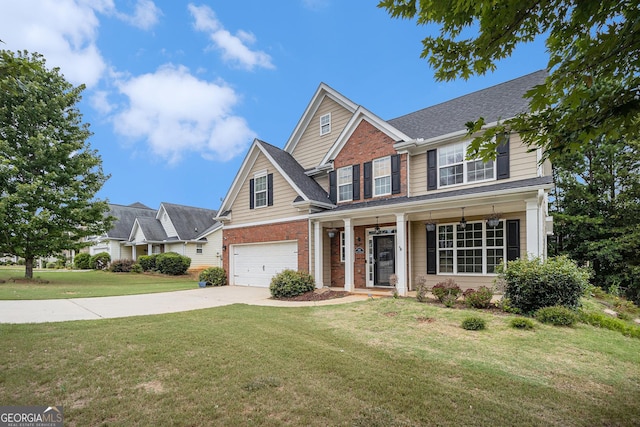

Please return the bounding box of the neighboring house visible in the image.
[216,70,554,295]
[88,202,222,268]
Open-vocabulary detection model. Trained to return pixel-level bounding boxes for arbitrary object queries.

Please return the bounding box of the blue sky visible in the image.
[1,1,548,211]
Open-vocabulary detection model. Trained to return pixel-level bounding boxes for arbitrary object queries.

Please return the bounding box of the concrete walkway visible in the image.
[0,286,369,324]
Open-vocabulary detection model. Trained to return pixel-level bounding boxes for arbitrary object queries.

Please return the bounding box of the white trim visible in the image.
[223,215,309,229]
[437,141,495,189]
[343,218,354,292]
[313,221,322,288]
[373,156,392,197]
[320,112,331,136]
[253,171,268,209]
[337,165,353,202]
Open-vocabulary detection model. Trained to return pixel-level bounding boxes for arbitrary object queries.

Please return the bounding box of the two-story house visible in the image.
[216,70,553,295]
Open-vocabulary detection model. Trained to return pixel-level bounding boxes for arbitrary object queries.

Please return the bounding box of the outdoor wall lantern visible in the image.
[425,211,436,232]
[374,216,381,234]
[486,205,501,228]
[222,245,227,251]
[327,228,338,238]
[459,207,467,230]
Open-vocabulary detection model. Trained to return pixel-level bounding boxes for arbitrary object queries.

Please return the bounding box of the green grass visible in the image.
[1,298,639,426]
[0,268,196,299]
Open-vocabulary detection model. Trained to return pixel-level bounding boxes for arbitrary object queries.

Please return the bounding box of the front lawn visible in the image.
[0,268,196,299]
[1,298,638,426]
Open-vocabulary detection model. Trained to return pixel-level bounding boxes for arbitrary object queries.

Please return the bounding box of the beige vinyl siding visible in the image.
[159,207,178,238]
[230,153,302,225]
[409,212,527,291]
[183,233,222,268]
[291,97,352,169]
[315,173,329,195]
[409,134,541,197]
[165,242,185,255]
[132,226,146,243]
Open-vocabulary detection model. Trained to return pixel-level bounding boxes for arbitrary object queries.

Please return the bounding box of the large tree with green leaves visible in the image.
[550,137,640,302]
[0,50,113,278]
[378,0,640,161]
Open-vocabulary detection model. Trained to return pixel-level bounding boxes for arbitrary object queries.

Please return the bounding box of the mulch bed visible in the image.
[275,290,350,301]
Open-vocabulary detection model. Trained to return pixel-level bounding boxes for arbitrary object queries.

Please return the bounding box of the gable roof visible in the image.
[388,70,547,140]
[283,82,358,154]
[130,217,168,242]
[160,203,218,241]
[106,203,157,240]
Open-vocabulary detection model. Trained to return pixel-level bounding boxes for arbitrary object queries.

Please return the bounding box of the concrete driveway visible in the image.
[0,286,368,324]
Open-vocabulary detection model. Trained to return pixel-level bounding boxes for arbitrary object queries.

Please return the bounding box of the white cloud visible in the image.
[188,4,275,71]
[115,0,162,30]
[90,90,115,115]
[0,0,106,88]
[113,64,256,164]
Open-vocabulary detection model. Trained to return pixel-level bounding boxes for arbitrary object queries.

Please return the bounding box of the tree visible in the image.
[549,136,640,302]
[378,0,640,161]
[0,50,113,278]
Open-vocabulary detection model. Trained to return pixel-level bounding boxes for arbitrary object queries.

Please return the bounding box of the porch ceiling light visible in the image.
[459,207,467,230]
[486,205,501,228]
[327,228,338,238]
[425,211,436,232]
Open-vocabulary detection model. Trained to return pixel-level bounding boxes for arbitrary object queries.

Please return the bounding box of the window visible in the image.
[439,142,494,187]
[254,174,267,208]
[340,231,345,262]
[320,113,331,135]
[337,166,353,202]
[373,157,391,196]
[196,243,203,254]
[437,221,505,274]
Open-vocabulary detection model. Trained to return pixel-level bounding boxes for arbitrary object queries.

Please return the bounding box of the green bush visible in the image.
[270,269,315,299]
[579,311,640,339]
[138,254,158,272]
[131,263,143,274]
[431,278,461,306]
[463,286,493,309]
[199,267,227,286]
[46,262,56,269]
[90,252,111,270]
[74,253,91,269]
[509,317,535,330]
[461,316,486,330]
[535,306,579,327]
[109,259,136,273]
[156,252,191,275]
[498,256,590,314]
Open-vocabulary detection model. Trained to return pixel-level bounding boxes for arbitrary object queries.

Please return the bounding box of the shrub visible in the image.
[74,253,91,269]
[156,252,191,275]
[463,286,493,309]
[498,255,590,314]
[495,297,521,314]
[535,306,579,327]
[579,311,640,339]
[199,267,227,286]
[415,275,428,303]
[270,269,315,299]
[90,252,111,270]
[109,259,136,273]
[46,262,56,269]
[131,263,143,274]
[461,316,486,330]
[431,278,461,306]
[509,317,535,330]
[138,254,158,272]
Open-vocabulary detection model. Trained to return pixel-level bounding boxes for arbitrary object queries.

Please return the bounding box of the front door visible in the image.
[373,235,395,286]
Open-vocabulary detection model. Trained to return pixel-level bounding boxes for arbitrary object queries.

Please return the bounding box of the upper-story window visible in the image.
[439,142,494,187]
[373,156,391,196]
[254,173,267,208]
[337,166,353,202]
[320,113,331,135]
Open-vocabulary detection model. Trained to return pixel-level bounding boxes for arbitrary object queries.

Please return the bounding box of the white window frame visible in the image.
[196,243,203,254]
[438,141,495,188]
[340,231,345,263]
[373,156,391,197]
[320,113,331,136]
[436,220,505,275]
[337,166,353,202]
[254,172,267,208]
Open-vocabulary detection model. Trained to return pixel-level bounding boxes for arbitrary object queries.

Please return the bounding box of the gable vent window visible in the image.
[320,113,331,136]
[337,166,353,202]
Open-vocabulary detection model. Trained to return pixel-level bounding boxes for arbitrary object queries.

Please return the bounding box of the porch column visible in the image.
[344,218,354,292]
[132,245,137,260]
[313,221,323,289]
[147,243,153,257]
[525,195,542,258]
[395,213,407,296]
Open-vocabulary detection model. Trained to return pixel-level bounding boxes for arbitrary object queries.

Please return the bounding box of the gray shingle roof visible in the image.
[388,70,547,140]
[161,203,218,240]
[106,203,157,239]
[135,217,168,241]
[258,140,333,205]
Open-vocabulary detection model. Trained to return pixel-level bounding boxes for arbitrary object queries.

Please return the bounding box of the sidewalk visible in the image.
[0,286,369,324]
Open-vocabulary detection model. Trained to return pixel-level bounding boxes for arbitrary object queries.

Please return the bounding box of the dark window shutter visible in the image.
[249,178,255,210]
[496,134,510,180]
[427,149,437,190]
[363,161,372,199]
[267,174,273,206]
[328,171,337,204]
[426,227,437,274]
[391,154,401,194]
[352,164,360,201]
[506,219,520,261]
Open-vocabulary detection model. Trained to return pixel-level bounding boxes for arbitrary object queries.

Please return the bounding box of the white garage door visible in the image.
[232,241,298,287]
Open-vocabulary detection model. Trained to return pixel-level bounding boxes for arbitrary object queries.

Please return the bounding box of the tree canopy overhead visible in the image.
[0,50,113,278]
[378,0,640,161]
